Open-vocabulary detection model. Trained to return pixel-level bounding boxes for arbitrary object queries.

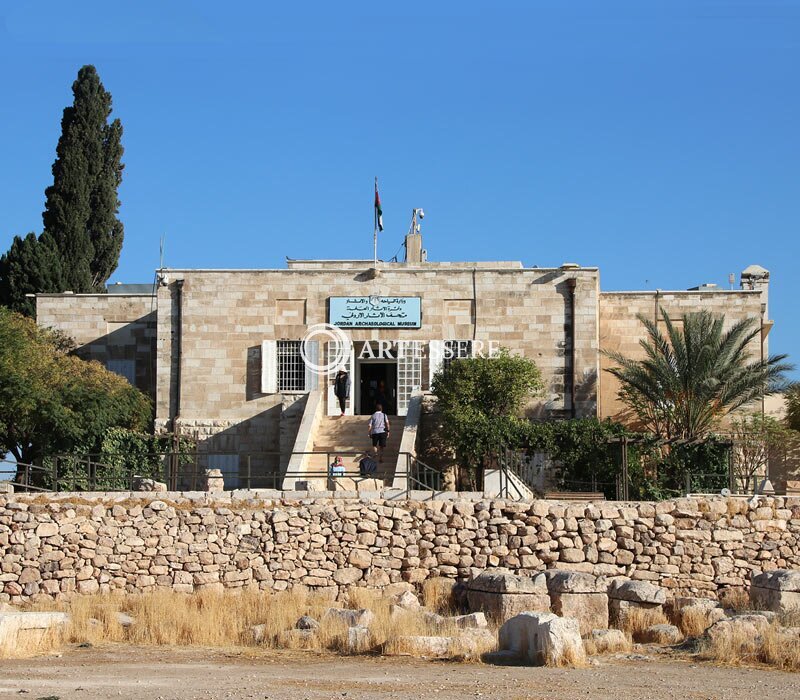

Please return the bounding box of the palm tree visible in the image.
[603,309,793,440]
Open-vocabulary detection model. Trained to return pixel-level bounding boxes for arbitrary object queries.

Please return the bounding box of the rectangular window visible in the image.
[277,340,306,392]
[107,359,136,385]
[443,340,472,370]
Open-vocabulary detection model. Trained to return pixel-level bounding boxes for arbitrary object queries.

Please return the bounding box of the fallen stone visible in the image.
[470,570,550,594]
[706,614,771,643]
[546,572,608,636]
[452,628,496,658]
[499,612,586,666]
[323,607,375,628]
[391,635,452,658]
[750,570,800,614]
[546,571,606,594]
[202,468,225,494]
[347,625,371,653]
[422,611,445,626]
[131,476,167,492]
[466,571,550,624]
[116,613,135,628]
[392,590,421,610]
[295,615,320,630]
[0,612,69,647]
[671,597,720,612]
[608,579,666,605]
[638,623,682,645]
[452,612,488,629]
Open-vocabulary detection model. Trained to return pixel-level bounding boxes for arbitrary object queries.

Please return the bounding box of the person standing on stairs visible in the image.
[333,369,350,416]
[367,403,390,463]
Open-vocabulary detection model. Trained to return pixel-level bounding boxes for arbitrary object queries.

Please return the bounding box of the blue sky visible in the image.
[1,1,798,374]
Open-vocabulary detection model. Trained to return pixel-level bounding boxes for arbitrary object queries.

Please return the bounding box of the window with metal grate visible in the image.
[277,340,306,392]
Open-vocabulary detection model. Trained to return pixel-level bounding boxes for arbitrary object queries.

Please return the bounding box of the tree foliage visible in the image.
[431,350,544,484]
[51,428,196,491]
[729,412,797,493]
[0,65,124,313]
[786,385,800,433]
[603,309,793,440]
[0,233,61,316]
[0,308,150,465]
[521,418,628,496]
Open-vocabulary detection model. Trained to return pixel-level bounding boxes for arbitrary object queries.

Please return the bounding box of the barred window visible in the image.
[277,340,306,392]
[443,340,472,370]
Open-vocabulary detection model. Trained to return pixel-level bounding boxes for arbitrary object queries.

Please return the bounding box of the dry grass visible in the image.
[616,606,669,638]
[422,577,458,615]
[701,622,800,672]
[66,589,326,647]
[778,610,800,628]
[672,606,716,639]
[554,643,589,669]
[0,626,63,659]
[583,632,632,656]
[718,588,750,612]
[13,588,497,662]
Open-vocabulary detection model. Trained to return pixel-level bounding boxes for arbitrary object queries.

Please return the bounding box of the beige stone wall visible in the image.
[36,294,157,401]
[34,266,774,464]
[598,291,766,424]
[2,493,798,603]
[154,265,601,456]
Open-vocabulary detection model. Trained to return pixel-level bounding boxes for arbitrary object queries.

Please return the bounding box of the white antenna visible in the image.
[159,234,166,269]
[408,208,425,236]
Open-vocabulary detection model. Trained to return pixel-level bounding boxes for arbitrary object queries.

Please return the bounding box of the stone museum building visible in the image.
[35,229,773,488]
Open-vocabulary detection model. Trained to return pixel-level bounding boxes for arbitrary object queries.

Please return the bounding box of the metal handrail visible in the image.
[1,450,444,494]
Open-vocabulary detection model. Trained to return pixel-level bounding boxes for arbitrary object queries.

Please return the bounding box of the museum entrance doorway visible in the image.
[356,361,397,415]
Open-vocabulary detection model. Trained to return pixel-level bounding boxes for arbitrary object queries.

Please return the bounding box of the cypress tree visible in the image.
[42,64,125,292]
[0,65,125,314]
[0,234,60,316]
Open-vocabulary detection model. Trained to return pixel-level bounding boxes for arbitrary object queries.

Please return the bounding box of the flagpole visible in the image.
[373,177,378,268]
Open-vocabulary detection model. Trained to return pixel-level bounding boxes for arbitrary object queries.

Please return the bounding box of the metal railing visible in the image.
[0,450,442,495]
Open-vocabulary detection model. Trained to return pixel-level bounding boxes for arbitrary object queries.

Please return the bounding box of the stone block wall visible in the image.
[154,265,600,428]
[1,494,798,605]
[36,293,157,401]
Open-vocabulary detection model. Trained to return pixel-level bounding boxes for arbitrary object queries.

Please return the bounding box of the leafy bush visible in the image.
[431,350,544,488]
[48,428,196,491]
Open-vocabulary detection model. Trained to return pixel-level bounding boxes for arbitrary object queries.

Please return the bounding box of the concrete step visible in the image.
[307,416,405,483]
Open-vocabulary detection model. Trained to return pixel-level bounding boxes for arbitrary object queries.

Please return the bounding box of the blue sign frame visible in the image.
[329,296,421,328]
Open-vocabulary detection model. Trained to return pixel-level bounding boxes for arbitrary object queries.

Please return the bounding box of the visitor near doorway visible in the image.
[367,404,390,462]
[333,369,350,416]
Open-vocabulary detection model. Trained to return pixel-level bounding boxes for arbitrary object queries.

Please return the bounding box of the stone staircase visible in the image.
[305,415,405,485]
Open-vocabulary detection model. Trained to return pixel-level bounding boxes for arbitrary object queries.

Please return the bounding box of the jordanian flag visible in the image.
[374,178,384,231]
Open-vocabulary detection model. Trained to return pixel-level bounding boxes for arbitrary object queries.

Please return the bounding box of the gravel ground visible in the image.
[0,645,798,700]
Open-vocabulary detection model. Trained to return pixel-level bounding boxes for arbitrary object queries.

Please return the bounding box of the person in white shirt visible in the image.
[329,455,346,477]
[367,403,390,463]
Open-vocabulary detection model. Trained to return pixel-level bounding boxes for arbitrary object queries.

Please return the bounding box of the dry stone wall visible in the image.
[1,494,798,605]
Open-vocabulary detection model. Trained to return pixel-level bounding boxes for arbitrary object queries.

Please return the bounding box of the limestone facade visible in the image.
[34,258,772,470]
[598,289,767,422]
